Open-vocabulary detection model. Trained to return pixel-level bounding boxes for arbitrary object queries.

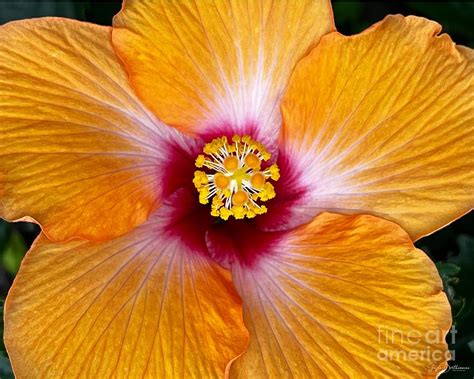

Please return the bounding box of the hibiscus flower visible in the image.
[1,1,472,377]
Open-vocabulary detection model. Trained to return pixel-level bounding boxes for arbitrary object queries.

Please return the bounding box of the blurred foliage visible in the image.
[0,1,121,26]
[0,298,14,379]
[439,235,474,378]
[333,1,474,47]
[0,1,473,377]
[1,227,25,276]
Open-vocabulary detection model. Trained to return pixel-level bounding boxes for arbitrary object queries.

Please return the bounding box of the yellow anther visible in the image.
[212,196,223,207]
[231,205,246,219]
[261,151,271,161]
[198,187,210,204]
[245,153,261,170]
[211,196,223,217]
[203,144,214,155]
[242,135,252,144]
[193,171,208,188]
[214,173,230,189]
[195,155,206,168]
[246,210,257,218]
[220,207,232,221]
[258,182,276,201]
[223,156,239,171]
[256,205,267,215]
[268,164,280,180]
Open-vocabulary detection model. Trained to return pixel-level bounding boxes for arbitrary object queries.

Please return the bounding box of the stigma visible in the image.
[193,135,280,220]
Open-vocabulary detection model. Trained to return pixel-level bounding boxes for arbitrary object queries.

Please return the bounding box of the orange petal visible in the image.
[280,15,474,240]
[4,209,248,377]
[112,0,334,143]
[0,18,182,242]
[229,213,451,378]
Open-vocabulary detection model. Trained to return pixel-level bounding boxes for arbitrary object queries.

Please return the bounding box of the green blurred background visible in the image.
[0,1,473,378]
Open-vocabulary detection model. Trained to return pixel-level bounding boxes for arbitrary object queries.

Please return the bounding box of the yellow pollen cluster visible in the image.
[193,135,280,220]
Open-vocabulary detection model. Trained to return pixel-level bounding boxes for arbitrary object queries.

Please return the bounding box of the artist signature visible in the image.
[445,364,471,373]
[427,362,471,374]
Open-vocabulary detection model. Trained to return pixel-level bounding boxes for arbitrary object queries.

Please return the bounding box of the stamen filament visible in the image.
[193,135,279,220]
